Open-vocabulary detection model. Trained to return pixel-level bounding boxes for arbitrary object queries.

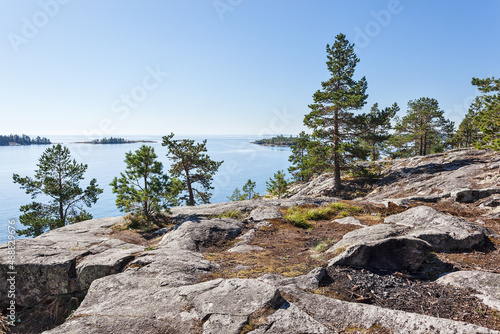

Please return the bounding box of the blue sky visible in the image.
[0,0,498,137]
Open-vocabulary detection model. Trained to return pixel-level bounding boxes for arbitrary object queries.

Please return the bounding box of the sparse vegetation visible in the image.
[110,145,181,226]
[266,170,289,199]
[284,202,362,229]
[209,210,246,220]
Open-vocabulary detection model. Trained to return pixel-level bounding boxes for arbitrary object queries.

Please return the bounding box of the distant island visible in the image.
[252,135,297,147]
[0,134,51,146]
[75,137,156,144]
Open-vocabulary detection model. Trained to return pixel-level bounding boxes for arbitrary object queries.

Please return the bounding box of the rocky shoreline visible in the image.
[1,149,500,333]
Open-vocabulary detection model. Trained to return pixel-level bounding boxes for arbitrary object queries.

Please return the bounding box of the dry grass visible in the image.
[201,216,361,281]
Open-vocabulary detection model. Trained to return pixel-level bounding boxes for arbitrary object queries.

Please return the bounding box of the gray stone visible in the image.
[234,229,256,245]
[248,302,334,334]
[326,223,409,254]
[255,221,272,229]
[333,216,364,226]
[227,244,264,253]
[360,149,500,202]
[288,173,338,198]
[234,265,251,271]
[126,247,214,288]
[328,237,432,272]
[248,207,283,221]
[437,271,500,311]
[159,218,243,251]
[44,278,283,334]
[0,216,143,308]
[385,205,491,251]
[451,188,500,203]
[169,196,340,218]
[479,194,500,207]
[258,267,327,290]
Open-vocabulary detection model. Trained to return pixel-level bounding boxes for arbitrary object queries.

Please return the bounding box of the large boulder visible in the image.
[326,224,409,254]
[326,206,492,272]
[384,206,491,251]
[159,218,243,251]
[328,236,432,272]
[437,271,500,312]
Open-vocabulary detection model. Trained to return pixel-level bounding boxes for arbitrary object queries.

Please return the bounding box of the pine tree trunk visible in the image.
[185,168,195,206]
[334,108,342,189]
[143,172,148,217]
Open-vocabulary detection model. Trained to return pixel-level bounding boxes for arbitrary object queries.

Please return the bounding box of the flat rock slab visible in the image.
[437,271,500,312]
[159,218,243,251]
[43,277,282,334]
[328,236,432,272]
[333,216,364,226]
[0,216,144,308]
[384,205,491,251]
[227,244,264,253]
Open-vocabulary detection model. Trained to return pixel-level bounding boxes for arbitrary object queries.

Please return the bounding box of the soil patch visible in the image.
[320,266,500,331]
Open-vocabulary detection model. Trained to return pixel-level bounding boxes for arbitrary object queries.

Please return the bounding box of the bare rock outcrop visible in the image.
[328,236,432,272]
[159,217,243,251]
[326,206,492,272]
[44,278,283,334]
[0,216,143,308]
[169,196,339,218]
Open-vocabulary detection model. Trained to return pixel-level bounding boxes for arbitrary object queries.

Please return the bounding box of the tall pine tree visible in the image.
[360,103,399,161]
[453,99,482,148]
[304,33,368,189]
[162,133,223,206]
[472,77,500,151]
[390,97,453,157]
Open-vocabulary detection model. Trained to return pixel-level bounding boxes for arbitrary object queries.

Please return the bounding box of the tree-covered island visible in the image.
[75,137,156,144]
[252,135,298,147]
[0,134,51,146]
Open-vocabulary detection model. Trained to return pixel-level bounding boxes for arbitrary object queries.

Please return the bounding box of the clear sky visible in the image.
[0,0,498,137]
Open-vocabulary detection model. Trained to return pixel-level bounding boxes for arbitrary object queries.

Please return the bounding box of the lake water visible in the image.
[0,135,291,244]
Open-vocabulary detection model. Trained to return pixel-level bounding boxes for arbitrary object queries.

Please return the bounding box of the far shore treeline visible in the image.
[0,134,51,146]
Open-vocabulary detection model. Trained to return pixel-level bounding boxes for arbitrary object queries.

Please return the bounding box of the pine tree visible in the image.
[472,77,500,151]
[453,100,483,148]
[288,131,333,182]
[390,97,452,157]
[162,133,223,206]
[266,170,289,199]
[361,103,399,161]
[242,179,257,199]
[303,33,368,189]
[110,145,181,220]
[227,188,245,201]
[13,144,103,236]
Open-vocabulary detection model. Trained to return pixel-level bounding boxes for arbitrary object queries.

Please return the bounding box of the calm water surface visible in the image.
[0,135,291,243]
